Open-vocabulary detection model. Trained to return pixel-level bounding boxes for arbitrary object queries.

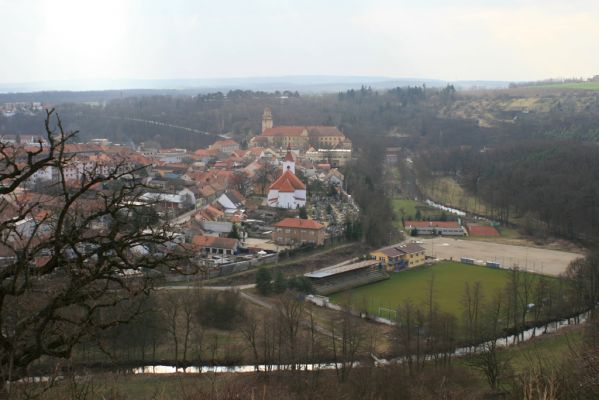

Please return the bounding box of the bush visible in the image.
[197,290,245,330]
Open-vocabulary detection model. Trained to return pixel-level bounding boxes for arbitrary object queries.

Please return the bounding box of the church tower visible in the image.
[282,144,295,174]
[262,107,273,133]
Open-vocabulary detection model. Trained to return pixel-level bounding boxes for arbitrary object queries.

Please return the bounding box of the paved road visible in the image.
[418,237,584,276]
[157,283,255,291]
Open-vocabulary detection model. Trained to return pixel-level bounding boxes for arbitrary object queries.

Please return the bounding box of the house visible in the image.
[404,220,465,236]
[272,218,325,246]
[199,220,233,236]
[192,235,239,255]
[370,242,426,271]
[267,146,306,209]
[325,169,344,186]
[140,188,196,211]
[216,190,245,214]
[156,148,188,163]
[195,203,225,222]
[209,139,240,155]
[193,148,219,163]
[305,148,352,167]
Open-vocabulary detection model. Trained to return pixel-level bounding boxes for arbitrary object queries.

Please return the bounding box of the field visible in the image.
[536,81,599,91]
[330,261,516,318]
[391,198,440,222]
[420,176,489,216]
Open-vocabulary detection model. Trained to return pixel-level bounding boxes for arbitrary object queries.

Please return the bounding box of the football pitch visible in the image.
[329,261,530,319]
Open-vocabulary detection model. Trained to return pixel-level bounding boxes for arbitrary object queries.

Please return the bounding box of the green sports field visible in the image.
[330,261,528,319]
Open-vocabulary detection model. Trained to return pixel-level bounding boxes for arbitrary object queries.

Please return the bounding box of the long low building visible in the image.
[304,259,388,295]
[404,220,466,236]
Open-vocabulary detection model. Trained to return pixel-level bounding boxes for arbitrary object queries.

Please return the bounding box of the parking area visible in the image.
[418,237,584,276]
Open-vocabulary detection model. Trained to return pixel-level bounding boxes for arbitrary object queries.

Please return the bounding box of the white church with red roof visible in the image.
[267,146,306,208]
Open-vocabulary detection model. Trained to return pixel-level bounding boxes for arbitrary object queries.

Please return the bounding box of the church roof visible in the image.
[269,170,305,192]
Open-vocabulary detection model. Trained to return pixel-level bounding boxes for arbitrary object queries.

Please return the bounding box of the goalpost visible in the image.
[378,307,397,321]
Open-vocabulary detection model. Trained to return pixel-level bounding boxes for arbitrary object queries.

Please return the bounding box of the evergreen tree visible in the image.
[255,268,272,296]
[273,271,287,294]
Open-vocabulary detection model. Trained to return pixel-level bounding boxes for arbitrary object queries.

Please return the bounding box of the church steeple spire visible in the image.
[282,144,295,174]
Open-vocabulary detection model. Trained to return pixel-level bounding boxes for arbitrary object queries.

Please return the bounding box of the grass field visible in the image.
[537,82,599,91]
[506,327,582,372]
[391,198,439,222]
[330,261,522,319]
[420,176,488,216]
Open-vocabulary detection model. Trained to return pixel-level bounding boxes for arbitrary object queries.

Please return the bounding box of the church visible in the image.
[267,146,306,209]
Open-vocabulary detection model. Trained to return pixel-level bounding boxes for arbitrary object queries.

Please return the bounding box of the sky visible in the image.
[1,0,599,85]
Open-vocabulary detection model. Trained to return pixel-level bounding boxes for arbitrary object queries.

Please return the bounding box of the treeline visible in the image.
[0,86,490,150]
[417,141,599,243]
[344,139,396,246]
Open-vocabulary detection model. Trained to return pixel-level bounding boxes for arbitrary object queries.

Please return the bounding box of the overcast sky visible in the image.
[1,0,598,84]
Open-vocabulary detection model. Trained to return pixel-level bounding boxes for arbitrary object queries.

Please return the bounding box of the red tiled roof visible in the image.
[194,148,219,157]
[269,170,305,192]
[192,235,238,250]
[308,126,345,137]
[261,126,306,137]
[404,220,462,229]
[260,125,344,139]
[274,218,324,230]
[466,224,500,237]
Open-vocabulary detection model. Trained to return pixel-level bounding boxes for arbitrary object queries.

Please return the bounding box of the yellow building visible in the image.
[370,242,426,271]
[250,108,349,151]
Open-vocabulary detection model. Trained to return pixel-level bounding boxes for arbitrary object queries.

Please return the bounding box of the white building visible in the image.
[267,147,306,209]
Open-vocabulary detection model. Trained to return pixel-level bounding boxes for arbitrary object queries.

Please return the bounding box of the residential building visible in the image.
[216,190,245,214]
[192,235,239,255]
[272,218,325,246]
[305,148,352,167]
[209,139,240,155]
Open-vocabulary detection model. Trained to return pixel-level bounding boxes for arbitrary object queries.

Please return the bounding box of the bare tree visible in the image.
[229,170,252,197]
[461,281,484,345]
[330,299,364,382]
[0,110,182,392]
[466,290,512,391]
[253,161,279,195]
[276,291,304,369]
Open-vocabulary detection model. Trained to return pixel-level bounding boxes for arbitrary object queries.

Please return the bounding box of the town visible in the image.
[2,1,599,396]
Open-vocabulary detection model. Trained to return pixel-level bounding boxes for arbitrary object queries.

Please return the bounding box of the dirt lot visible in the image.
[418,237,584,276]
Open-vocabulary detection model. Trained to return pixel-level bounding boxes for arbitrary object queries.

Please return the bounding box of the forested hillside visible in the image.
[3,86,599,150]
[417,142,599,244]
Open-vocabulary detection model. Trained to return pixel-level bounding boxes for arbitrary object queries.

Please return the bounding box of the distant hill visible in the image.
[0,76,511,103]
